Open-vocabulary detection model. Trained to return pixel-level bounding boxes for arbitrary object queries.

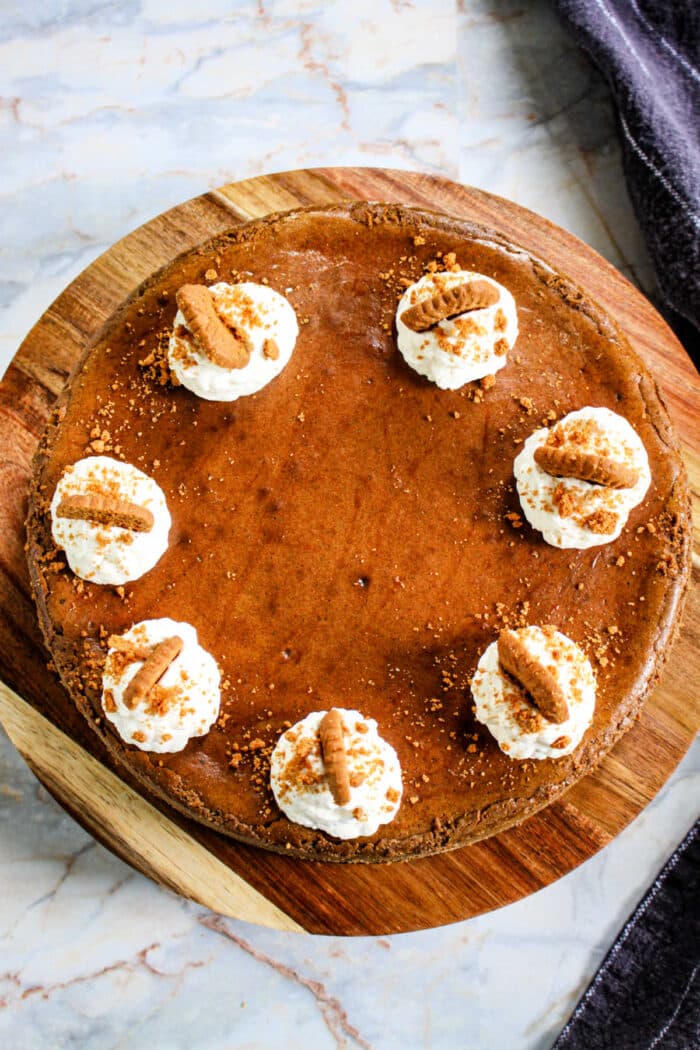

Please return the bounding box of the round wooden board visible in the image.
[0,167,698,936]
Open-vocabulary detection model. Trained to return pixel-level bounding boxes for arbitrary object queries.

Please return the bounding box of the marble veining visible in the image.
[0,1,697,1047]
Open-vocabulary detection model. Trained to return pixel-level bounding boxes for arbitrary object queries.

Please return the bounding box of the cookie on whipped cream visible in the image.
[270,708,403,839]
[168,281,298,401]
[514,406,650,549]
[471,625,596,760]
[101,618,221,753]
[50,455,170,586]
[395,270,518,389]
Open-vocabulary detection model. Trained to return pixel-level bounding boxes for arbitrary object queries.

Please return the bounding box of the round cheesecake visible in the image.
[26,203,691,862]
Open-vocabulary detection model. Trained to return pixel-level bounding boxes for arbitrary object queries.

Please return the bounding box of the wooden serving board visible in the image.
[1,167,698,936]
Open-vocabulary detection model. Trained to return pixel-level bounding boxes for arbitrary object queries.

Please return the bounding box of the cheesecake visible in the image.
[26,202,691,862]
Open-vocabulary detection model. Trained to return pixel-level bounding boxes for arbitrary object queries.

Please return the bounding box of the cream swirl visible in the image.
[50,455,170,586]
[168,281,298,401]
[514,407,650,549]
[396,270,518,389]
[101,618,221,753]
[471,626,596,760]
[270,709,403,839]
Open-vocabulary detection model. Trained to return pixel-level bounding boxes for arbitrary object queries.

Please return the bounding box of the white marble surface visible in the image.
[0,2,697,1047]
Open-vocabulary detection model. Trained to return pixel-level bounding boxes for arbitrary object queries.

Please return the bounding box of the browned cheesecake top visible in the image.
[27,203,690,862]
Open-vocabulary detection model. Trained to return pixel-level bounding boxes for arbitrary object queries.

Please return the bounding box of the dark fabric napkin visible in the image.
[553,820,700,1049]
[553,1,700,363]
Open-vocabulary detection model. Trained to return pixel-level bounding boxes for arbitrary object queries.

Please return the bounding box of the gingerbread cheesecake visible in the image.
[26,203,691,862]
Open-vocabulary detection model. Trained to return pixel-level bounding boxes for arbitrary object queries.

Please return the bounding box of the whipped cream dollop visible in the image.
[514,406,650,549]
[50,455,171,585]
[395,270,518,389]
[101,618,221,753]
[471,625,596,760]
[168,281,298,401]
[270,709,403,839]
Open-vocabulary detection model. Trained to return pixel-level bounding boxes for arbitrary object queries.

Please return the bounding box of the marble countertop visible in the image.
[1,2,697,1047]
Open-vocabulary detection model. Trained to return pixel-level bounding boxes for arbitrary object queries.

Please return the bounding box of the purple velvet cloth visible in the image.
[554,1,700,361]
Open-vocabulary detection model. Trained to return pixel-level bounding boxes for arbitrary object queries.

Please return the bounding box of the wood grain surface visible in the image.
[1,167,698,936]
